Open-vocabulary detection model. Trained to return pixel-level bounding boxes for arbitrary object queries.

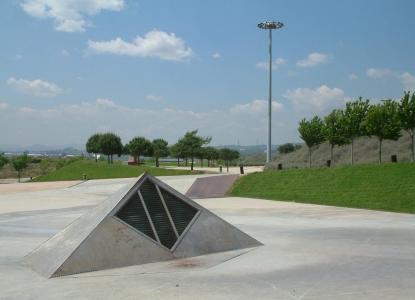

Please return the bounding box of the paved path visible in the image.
[0,177,414,299]
[186,174,240,198]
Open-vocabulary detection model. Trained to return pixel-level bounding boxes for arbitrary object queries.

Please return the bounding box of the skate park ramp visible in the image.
[24,173,261,278]
[185,174,240,199]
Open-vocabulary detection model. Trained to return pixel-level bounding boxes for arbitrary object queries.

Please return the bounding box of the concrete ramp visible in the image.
[24,173,261,278]
[185,174,239,199]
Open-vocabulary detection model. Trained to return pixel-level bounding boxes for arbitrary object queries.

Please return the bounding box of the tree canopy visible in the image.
[86,133,102,162]
[152,138,169,167]
[344,98,370,164]
[324,109,349,162]
[0,153,9,169]
[399,91,415,162]
[365,100,401,163]
[298,116,325,168]
[179,130,211,170]
[100,133,123,164]
[12,153,29,182]
[126,136,153,165]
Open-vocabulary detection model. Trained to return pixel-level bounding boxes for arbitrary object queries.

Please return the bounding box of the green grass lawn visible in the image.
[33,160,195,182]
[230,163,415,213]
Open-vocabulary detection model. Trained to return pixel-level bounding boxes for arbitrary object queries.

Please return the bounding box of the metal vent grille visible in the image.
[114,177,199,250]
[139,179,177,249]
[160,188,198,235]
[115,192,156,241]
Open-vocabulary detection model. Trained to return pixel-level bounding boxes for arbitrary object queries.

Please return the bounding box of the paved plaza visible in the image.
[0,175,414,299]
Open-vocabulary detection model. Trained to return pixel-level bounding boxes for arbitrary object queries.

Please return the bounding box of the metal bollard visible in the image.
[239,165,244,174]
[391,155,397,163]
[82,173,87,180]
[219,165,222,173]
[277,163,282,170]
[326,160,331,167]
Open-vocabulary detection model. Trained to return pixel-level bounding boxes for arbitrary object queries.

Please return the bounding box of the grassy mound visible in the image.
[231,163,415,213]
[33,159,195,182]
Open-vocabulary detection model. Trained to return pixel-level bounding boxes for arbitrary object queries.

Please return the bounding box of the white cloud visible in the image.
[284,85,346,115]
[20,0,124,32]
[349,73,358,80]
[256,58,286,70]
[7,77,62,97]
[366,68,392,78]
[146,94,164,102]
[400,72,415,91]
[87,30,193,61]
[230,99,283,115]
[61,49,70,56]
[95,98,116,107]
[0,102,8,110]
[296,53,329,68]
[212,52,221,59]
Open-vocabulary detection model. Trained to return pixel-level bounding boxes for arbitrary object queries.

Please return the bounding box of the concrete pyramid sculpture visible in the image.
[25,173,262,278]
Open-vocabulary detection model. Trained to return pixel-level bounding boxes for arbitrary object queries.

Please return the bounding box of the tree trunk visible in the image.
[156,157,159,167]
[191,156,194,171]
[177,157,179,167]
[308,147,312,168]
[351,139,354,165]
[330,144,334,166]
[201,158,203,167]
[107,155,110,164]
[137,155,141,165]
[185,158,188,167]
[379,138,382,164]
[95,154,98,163]
[411,132,414,163]
[18,171,20,183]
[226,160,229,172]
[111,154,113,164]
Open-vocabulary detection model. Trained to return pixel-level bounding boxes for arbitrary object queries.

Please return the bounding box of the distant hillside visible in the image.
[268,133,413,169]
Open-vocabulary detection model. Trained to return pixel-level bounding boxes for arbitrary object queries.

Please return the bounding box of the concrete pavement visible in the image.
[0,176,414,299]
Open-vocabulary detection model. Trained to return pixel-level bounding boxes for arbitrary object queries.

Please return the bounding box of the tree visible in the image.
[298,116,325,168]
[278,143,296,154]
[323,109,349,164]
[12,153,29,183]
[204,146,219,167]
[152,138,169,167]
[365,100,402,164]
[399,91,415,162]
[126,137,153,165]
[100,133,123,164]
[343,98,370,164]
[86,133,102,162]
[0,153,9,170]
[219,148,240,172]
[170,142,185,166]
[179,130,211,171]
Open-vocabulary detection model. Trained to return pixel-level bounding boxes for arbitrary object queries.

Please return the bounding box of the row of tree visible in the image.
[298,91,415,167]
[85,130,240,171]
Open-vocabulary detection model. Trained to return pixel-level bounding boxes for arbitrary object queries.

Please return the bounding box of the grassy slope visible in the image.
[231,163,415,213]
[270,133,413,169]
[33,160,194,182]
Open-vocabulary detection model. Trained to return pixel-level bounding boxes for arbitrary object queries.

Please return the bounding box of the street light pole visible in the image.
[258,21,284,163]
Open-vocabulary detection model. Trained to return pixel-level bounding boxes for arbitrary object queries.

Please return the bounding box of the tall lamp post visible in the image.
[258,21,284,163]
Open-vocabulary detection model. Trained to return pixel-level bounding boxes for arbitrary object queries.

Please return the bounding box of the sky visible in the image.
[1,0,415,148]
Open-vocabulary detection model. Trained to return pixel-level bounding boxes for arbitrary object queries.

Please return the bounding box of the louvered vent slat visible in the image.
[139,180,177,249]
[160,188,198,235]
[115,193,155,240]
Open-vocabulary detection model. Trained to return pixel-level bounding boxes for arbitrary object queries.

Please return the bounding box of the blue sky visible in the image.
[1,0,414,148]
